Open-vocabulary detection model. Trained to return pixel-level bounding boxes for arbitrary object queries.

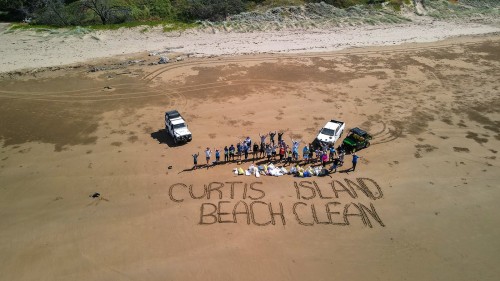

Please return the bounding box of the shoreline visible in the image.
[0,19,499,75]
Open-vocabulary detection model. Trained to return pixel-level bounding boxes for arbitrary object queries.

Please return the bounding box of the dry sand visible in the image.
[0,26,499,280]
[0,20,499,73]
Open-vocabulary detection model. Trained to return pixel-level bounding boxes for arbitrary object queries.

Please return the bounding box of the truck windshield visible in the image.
[320,128,336,136]
[173,123,186,129]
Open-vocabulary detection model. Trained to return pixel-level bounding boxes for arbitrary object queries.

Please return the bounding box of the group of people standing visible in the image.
[192,130,361,172]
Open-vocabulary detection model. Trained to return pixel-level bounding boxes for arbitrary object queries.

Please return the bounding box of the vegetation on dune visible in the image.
[0,0,498,29]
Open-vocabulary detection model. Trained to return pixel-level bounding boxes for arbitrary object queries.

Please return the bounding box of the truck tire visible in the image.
[173,137,178,144]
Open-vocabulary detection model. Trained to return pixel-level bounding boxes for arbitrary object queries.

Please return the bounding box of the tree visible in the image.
[39,0,70,26]
[0,0,28,10]
[81,0,129,24]
[0,0,43,21]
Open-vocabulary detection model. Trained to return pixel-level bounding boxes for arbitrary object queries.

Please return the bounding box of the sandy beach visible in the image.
[0,19,499,74]
[0,17,499,281]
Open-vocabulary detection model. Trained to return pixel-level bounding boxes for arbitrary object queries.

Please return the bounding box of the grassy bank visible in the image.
[7,20,199,33]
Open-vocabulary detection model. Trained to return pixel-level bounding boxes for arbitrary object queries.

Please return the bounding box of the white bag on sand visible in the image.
[233,168,238,175]
[245,170,251,176]
[314,167,321,176]
[255,169,260,178]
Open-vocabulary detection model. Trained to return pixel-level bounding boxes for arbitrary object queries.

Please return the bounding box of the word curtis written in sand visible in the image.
[168,178,385,228]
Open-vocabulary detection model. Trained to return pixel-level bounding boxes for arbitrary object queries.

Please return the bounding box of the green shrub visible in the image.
[388,0,402,11]
[150,0,173,18]
[305,0,371,9]
[259,0,304,8]
[180,0,246,21]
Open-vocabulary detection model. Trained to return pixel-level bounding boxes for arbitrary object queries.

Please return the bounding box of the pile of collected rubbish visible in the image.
[233,163,331,178]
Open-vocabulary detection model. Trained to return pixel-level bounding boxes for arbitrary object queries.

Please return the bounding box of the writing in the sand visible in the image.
[167,178,385,228]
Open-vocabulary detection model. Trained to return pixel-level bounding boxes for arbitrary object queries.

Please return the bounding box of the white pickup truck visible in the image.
[165,110,192,144]
[313,119,345,148]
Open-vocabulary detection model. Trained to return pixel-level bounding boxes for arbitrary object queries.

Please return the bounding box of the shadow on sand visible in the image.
[151,129,179,148]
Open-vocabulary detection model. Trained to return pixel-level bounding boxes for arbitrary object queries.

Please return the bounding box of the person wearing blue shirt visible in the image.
[229,144,235,161]
[215,149,220,164]
[236,142,240,158]
[303,145,310,163]
[352,153,360,171]
[329,146,336,162]
[243,143,249,160]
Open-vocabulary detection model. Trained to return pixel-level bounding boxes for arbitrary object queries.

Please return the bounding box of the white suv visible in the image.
[165,110,192,144]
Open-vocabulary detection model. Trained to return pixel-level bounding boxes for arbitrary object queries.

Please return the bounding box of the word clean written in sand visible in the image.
[168,178,385,228]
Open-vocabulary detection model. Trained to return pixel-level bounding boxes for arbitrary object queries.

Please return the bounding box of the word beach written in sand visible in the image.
[168,178,385,228]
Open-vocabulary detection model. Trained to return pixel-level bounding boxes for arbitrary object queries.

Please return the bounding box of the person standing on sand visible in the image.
[243,143,249,160]
[291,138,301,149]
[279,145,285,162]
[259,142,265,158]
[291,138,300,161]
[286,146,293,166]
[352,153,360,171]
[339,149,345,166]
[315,147,321,163]
[330,157,340,173]
[265,144,272,162]
[329,145,336,162]
[259,133,268,146]
[278,131,284,145]
[236,142,242,161]
[205,147,212,167]
[245,136,252,148]
[292,146,299,162]
[321,151,328,167]
[192,152,199,170]
[303,145,310,164]
[269,131,276,145]
[224,146,229,162]
[272,144,277,160]
[215,149,220,164]
[229,144,235,161]
[253,143,259,161]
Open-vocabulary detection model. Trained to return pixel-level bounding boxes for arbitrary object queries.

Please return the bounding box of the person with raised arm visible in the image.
[192,152,200,170]
[259,132,268,145]
[269,131,276,145]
